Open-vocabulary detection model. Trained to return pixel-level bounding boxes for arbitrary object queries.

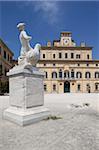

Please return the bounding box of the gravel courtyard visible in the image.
[0,94,99,150]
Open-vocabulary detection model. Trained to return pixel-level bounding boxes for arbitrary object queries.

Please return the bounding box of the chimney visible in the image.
[81,42,86,47]
[47,41,51,47]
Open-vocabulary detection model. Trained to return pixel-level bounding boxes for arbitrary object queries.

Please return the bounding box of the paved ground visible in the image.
[0,94,99,150]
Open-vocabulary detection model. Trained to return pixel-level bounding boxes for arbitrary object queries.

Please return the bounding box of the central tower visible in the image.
[60,31,76,47]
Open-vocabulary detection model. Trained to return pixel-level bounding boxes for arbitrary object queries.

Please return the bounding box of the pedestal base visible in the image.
[4,106,50,126]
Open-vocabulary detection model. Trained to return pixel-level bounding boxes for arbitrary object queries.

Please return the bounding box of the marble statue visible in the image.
[17,23,41,66]
[4,22,50,126]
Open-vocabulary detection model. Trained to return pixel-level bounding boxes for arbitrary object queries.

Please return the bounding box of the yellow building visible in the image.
[37,32,99,93]
[0,39,13,81]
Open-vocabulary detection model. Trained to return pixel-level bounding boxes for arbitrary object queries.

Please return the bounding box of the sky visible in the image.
[0,1,99,59]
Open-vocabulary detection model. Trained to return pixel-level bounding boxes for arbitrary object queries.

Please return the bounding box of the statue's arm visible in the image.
[22,31,32,40]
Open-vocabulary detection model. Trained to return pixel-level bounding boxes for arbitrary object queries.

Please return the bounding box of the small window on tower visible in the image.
[43,54,45,58]
[87,54,90,59]
[53,54,55,58]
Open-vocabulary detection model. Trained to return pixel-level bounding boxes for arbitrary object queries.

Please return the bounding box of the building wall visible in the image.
[37,32,99,93]
[0,39,13,80]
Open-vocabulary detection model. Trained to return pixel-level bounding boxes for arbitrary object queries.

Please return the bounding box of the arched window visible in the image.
[71,69,74,78]
[44,72,48,78]
[76,72,82,78]
[95,72,99,78]
[44,84,47,91]
[52,72,57,78]
[53,84,56,91]
[59,69,62,78]
[64,71,69,78]
[85,72,91,78]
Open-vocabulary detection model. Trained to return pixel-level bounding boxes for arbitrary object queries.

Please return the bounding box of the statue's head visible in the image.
[17,23,25,31]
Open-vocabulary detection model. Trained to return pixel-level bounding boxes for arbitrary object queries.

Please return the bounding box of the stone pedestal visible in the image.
[3,65,50,126]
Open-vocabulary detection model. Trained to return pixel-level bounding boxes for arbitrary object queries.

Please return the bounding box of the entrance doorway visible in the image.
[64,81,70,93]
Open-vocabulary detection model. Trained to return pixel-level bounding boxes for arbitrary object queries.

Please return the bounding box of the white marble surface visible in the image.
[4,106,50,126]
[8,66,44,108]
[3,65,49,126]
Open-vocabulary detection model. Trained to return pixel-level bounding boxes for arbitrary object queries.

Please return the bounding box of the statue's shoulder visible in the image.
[21,30,26,35]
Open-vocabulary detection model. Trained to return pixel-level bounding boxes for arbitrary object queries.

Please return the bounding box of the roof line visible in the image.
[0,38,14,55]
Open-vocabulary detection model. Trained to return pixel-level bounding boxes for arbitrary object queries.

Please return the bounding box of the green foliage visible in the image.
[0,80,9,95]
[44,115,62,121]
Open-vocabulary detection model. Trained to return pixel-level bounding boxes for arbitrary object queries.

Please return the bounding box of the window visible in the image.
[53,84,56,91]
[59,53,62,58]
[0,64,2,75]
[4,51,6,59]
[86,84,91,93]
[53,64,55,66]
[95,72,99,78]
[78,64,80,66]
[87,54,90,59]
[43,54,45,58]
[71,53,74,59]
[44,64,46,66]
[96,64,98,67]
[95,83,99,91]
[4,68,7,76]
[44,84,47,91]
[76,72,82,78]
[52,72,57,78]
[77,84,81,91]
[87,64,89,66]
[0,47,1,54]
[59,69,62,78]
[65,53,68,58]
[64,71,69,78]
[45,72,48,78]
[10,56,12,63]
[76,54,80,59]
[71,70,74,78]
[8,54,9,61]
[85,72,91,78]
[53,54,55,59]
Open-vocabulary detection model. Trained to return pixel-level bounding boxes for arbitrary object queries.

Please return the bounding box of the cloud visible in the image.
[33,1,59,25]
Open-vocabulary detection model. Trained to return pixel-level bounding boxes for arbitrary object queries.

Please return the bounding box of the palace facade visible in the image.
[37,32,99,93]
